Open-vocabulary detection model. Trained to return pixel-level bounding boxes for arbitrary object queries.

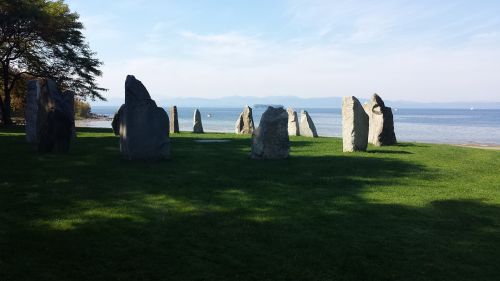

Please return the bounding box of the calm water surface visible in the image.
[79,106,500,145]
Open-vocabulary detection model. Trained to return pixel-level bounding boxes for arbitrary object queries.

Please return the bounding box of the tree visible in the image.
[0,0,106,125]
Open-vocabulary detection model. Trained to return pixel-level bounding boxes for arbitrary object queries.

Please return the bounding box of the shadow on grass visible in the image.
[76,126,114,134]
[368,150,414,155]
[1,128,499,280]
[395,142,429,148]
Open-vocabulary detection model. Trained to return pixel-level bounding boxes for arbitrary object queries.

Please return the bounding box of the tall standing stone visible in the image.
[235,105,255,134]
[342,96,369,152]
[37,79,74,153]
[364,94,397,146]
[287,107,300,136]
[25,80,40,143]
[193,109,204,133]
[300,110,318,137]
[119,75,170,160]
[251,107,290,159]
[170,106,180,133]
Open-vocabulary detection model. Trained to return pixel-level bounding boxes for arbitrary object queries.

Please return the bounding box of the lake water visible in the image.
[79,106,500,145]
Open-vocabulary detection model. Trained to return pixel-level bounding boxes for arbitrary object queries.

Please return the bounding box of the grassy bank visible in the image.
[1,126,499,281]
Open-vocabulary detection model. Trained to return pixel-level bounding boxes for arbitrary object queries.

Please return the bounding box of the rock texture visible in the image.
[170,106,180,133]
[342,96,369,152]
[364,94,397,146]
[251,107,290,159]
[287,107,300,136]
[193,109,204,133]
[25,80,40,143]
[37,79,75,153]
[112,104,125,136]
[235,106,255,134]
[300,110,318,137]
[119,75,170,160]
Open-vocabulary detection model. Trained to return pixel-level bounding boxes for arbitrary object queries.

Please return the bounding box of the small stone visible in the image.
[251,107,290,159]
[287,107,300,136]
[300,110,318,137]
[170,106,180,133]
[342,96,369,152]
[193,109,204,133]
[112,104,124,136]
[235,106,255,134]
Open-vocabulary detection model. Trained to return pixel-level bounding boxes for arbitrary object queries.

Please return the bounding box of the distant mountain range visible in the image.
[100,96,500,109]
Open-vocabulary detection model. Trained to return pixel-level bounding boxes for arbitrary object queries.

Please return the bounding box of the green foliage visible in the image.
[0,128,499,280]
[0,0,106,124]
[74,99,91,119]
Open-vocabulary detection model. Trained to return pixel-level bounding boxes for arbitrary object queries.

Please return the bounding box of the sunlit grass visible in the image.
[1,126,499,281]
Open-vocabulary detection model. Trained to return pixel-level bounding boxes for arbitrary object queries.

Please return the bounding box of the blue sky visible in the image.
[66,0,500,104]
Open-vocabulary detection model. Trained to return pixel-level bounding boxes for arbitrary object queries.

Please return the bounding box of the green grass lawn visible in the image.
[1,126,499,281]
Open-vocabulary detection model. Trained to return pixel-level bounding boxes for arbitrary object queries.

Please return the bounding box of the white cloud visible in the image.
[96,32,500,104]
[86,1,500,104]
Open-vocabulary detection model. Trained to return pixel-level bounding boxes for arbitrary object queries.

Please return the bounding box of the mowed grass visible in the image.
[0,126,499,281]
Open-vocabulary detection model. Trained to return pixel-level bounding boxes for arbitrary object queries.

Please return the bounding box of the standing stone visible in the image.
[193,109,204,133]
[170,106,180,133]
[342,96,369,152]
[235,105,255,134]
[37,79,74,153]
[119,75,170,160]
[287,107,300,136]
[251,107,290,159]
[112,104,125,136]
[25,80,40,143]
[300,110,318,137]
[364,94,397,146]
[62,90,76,138]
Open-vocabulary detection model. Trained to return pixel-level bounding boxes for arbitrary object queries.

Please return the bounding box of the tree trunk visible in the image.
[1,63,13,125]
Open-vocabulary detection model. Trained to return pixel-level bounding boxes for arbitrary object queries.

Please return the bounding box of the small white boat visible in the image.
[207,113,213,118]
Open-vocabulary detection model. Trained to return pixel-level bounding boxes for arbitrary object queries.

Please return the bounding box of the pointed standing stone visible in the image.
[342,96,369,152]
[170,106,180,133]
[119,75,170,160]
[193,109,204,133]
[25,80,40,143]
[251,107,290,159]
[364,94,397,146]
[287,107,300,136]
[300,110,318,137]
[235,105,255,134]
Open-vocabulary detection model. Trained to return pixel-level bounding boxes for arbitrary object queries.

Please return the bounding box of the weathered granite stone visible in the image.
[287,107,300,136]
[251,107,290,159]
[364,94,397,146]
[193,109,204,133]
[342,96,369,152]
[37,79,74,153]
[112,104,125,136]
[170,106,180,133]
[235,106,255,134]
[25,80,40,143]
[119,75,170,160]
[300,110,318,137]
